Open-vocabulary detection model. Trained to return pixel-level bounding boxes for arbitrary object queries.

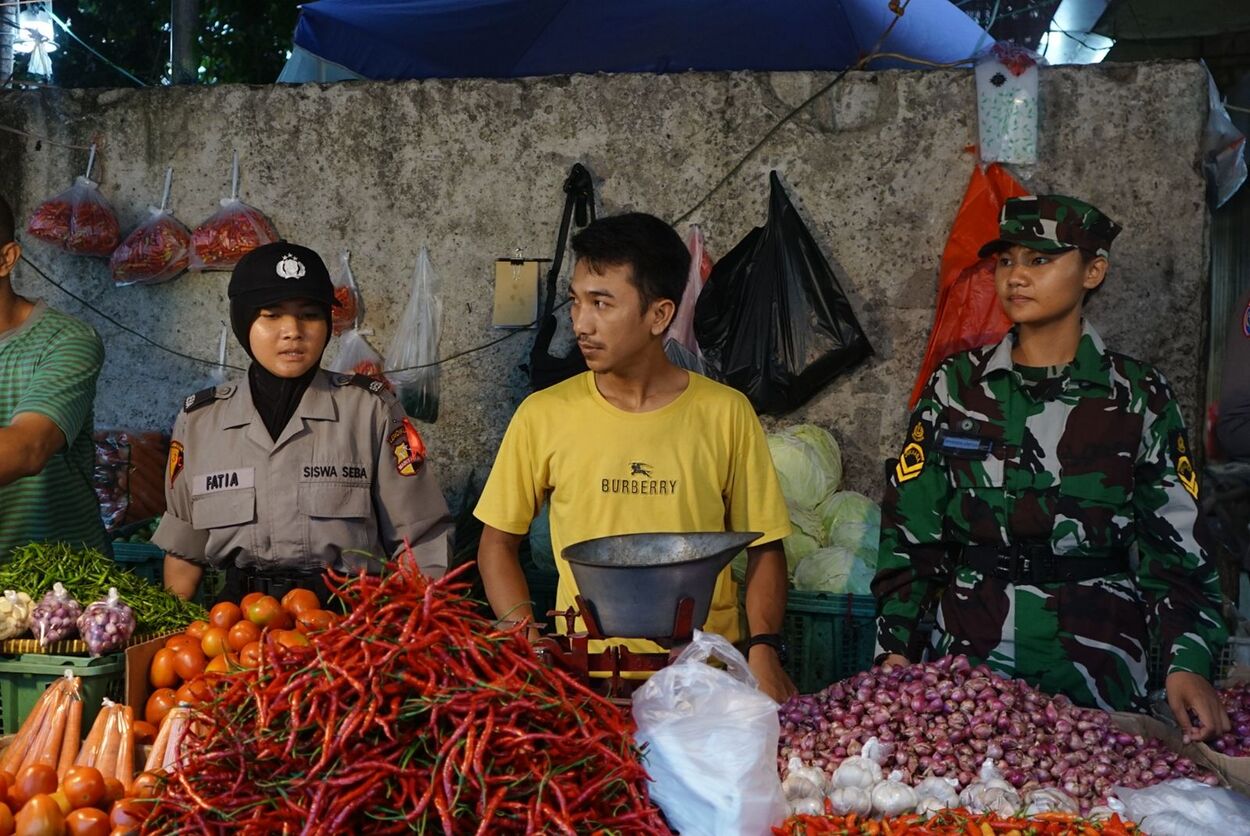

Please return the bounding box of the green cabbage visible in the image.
[766,424,842,511]
[817,491,881,553]
[793,545,876,595]
[730,506,822,582]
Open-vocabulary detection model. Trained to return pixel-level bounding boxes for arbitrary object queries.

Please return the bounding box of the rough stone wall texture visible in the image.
[0,63,1210,506]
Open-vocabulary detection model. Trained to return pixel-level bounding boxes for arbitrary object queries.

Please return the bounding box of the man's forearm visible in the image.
[478,526,534,624]
[0,420,60,486]
[744,542,787,636]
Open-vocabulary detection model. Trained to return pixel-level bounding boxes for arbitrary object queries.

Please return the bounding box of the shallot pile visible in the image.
[1209,680,1250,757]
[778,655,1215,812]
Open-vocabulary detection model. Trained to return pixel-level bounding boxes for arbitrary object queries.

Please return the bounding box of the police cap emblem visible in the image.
[276,253,306,280]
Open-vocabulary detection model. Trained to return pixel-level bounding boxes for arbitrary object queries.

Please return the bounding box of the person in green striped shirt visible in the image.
[0,193,107,557]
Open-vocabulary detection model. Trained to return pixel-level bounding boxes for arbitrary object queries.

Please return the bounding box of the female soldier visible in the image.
[873,195,1229,741]
[152,242,452,604]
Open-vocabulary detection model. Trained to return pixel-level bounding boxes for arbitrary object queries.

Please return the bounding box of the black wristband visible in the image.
[747,633,788,664]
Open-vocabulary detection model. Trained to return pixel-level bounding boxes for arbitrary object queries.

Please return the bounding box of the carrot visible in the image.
[56,694,82,779]
[95,704,120,778]
[115,705,134,791]
[75,700,111,768]
[19,680,65,772]
[162,709,188,773]
[36,680,70,769]
[145,710,174,773]
[1,679,59,774]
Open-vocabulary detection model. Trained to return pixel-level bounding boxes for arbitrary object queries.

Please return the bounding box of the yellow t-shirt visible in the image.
[474,371,791,646]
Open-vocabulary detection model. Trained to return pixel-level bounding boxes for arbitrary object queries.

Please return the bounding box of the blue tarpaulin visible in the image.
[286,0,990,82]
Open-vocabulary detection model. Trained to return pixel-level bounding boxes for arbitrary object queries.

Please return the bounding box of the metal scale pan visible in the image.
[562,531,761,639]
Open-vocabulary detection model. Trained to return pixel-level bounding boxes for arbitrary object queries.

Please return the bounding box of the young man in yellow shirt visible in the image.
[474,212,796,702]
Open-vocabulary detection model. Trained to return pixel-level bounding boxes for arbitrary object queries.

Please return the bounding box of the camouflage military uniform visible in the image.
[872,320,1227,711]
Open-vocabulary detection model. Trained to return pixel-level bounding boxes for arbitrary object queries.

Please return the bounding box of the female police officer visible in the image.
[873,195,1229,741]
[152,242,452,604]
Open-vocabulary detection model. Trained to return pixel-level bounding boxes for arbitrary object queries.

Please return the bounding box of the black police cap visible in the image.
[227,242,339,309]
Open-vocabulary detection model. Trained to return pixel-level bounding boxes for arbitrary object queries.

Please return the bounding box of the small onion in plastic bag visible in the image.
[31,582,82,646]
[77,587,136,656]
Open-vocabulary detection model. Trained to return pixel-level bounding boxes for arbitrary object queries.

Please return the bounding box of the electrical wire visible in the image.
[46,10,147,87]
[0,123,94,150]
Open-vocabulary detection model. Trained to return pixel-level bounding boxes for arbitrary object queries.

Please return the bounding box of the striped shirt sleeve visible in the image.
[12,321,104,445]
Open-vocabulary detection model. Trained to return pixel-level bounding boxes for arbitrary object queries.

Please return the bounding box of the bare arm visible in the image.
[0,413,66,486]
[163,554,203,601]
[477,525,534,626]
[744,540,797,702]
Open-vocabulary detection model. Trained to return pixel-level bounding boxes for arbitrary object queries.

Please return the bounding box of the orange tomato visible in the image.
[14,794,62,836]
[13,765,58,808]
[64,807,109,836]
[131,722,158,746]
[47,790,72,816]
[208,602,242,630]
[175,679,214,706]
[128,773,161,801]
[240,592,264,610]
[183,621,209,641]
[101,781,123,805]
[245,596,283,628]
[295,610,336,635]
[238,641,263,669]
[60,767,106,811]
[226,620,260,652]
[107,799,146,829]
[280,589,320,617]
[204,653,237,675]
[144,688,177,726]
[171,644,206,681]
[199,627,229,659]
[271,630,310,650]
[147,648,179,689]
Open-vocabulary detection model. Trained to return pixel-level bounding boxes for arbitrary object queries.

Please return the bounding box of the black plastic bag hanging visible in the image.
[694,172,872,415]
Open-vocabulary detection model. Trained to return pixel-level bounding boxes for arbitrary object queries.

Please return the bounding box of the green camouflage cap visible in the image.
[978,194,1122,259]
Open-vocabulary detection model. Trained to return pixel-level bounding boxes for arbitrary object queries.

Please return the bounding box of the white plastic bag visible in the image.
[631,630,788,836]
[384,247,442,422]
[331,250,361,336]
[1113,778,1250,834]
[329,328,390,388]
[976,42,1042,165]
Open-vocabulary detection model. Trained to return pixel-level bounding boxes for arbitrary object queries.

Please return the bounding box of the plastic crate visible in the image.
[0,653,125,735]
[783,590,877,695]
[111,541,165,586]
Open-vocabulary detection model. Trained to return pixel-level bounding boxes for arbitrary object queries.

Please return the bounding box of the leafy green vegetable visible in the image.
[793,545,876,595]
[766,424,842,511]
[816,491,881,555]
[0,542,206,635]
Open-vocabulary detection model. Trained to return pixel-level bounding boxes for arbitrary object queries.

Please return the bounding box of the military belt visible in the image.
[961,543,1130,584]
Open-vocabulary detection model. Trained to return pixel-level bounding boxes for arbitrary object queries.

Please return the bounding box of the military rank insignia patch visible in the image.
[168,441,185,487]
[911,422,925,442]
[1171,431,1199,499]
[895,442,925,483]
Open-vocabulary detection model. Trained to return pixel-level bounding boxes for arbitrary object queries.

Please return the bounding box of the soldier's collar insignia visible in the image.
[911,422,925,442]
[895,442,925,483]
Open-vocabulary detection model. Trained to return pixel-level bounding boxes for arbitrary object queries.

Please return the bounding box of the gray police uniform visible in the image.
[151,370,451,579]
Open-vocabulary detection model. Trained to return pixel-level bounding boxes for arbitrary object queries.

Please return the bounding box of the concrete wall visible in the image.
[0,63,1211,506]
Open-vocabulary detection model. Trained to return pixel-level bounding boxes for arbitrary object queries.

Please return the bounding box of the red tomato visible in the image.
[128,773,161,801]
[64,808,109,836]
[171,644,206,681]
[244,596,283,628]
[295,610,335,635]
[183,621,209,641]
[162,634,196,653]
[60,767,106,811]
[204,653,237,675]
[14,794,63,836]
[175,679,214,706]
[131,722,158,746]
[226,620,260,652]
[107,799,146,829]
[147,649,179,690]
[208,602,242,630]
[101,781,123,806]
[280,589,320,617]
[239,592,264,610]
[144,688,177,726]
[13,765,58,808]
[271,630,310,650]
[199,627,229,659]
[238,641,263,669]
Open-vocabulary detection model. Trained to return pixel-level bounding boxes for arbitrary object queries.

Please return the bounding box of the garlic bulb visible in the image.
[826,785,873,816]
[871,770,918,817]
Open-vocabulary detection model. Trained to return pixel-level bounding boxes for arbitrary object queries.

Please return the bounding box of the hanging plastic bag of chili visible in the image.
[384,247,441,422]
[331,250,361,335]
[109,167,193,286]
[190,151,279,271]
[26,144,121,257]
[328,327,391,390]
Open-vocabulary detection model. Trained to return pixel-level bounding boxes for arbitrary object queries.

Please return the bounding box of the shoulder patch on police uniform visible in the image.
[391,417,427,477]
[1171,430,1199,500]
[167,440,184,487]
[183,387,222,413]
[895,442,925,483]
[335,373,390,396]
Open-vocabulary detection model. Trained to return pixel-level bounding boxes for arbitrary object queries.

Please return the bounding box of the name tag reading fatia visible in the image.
[192,468,256,496]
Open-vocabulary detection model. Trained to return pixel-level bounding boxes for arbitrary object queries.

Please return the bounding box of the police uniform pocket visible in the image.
[298,483,372,519]
[190,489,256,530]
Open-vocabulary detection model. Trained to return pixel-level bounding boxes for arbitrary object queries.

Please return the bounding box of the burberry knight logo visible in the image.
[630,462,653,477]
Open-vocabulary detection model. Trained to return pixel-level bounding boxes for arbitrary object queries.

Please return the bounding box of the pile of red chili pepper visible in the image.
[190,198,279,270]
[109,210,193,285]
[26,178,121,257]
[140,557,669,835]
[774,808,1138,836]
